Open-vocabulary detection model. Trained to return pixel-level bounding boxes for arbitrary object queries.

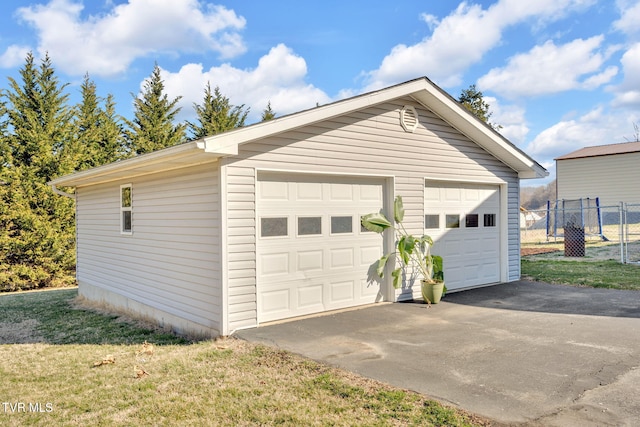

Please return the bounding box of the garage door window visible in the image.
[331,216,352,234]
[445,214,460,228]
[465,214,479,228]
[425,214,439,229]
[261,217,288,237]
[484,214,496,227]
[298,216,322,236]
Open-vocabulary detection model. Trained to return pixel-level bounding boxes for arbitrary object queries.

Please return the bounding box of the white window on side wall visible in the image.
[120,184,132,234]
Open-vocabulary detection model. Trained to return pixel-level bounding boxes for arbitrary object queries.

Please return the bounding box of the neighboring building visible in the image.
[555,141,640,206]
[520,207,543,229]
[50,78,547,337]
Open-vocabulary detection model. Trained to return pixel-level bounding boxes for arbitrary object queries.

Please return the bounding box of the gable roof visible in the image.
[555,141,640,160]
[50,77,547,189]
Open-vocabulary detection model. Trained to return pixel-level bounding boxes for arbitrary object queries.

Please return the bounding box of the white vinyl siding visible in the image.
[222,98,520,331]
[557,152,640,206]
[75,162,221,336]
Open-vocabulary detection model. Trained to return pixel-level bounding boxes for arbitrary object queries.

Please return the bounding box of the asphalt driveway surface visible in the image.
[236,281,640,426]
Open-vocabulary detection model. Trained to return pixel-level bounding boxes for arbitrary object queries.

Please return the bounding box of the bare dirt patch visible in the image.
[0,319,43,344]
[521,247,561,256]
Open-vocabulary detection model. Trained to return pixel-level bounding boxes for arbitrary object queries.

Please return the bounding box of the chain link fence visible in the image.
[624,203,640,263]
[520,201,640,264]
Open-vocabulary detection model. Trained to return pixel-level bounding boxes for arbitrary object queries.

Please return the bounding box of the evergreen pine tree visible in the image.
[189,82,249,138]
[70,74,126,169]
[0,52,76,290]
[261,101,276,122]
[126,64,186,155]
[458,84,502,131]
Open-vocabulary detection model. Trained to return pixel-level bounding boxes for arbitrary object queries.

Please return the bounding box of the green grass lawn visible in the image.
[0,288,489,427]
[521,259,640,290]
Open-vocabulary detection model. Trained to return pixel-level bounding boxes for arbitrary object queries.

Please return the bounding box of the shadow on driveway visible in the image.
[444,280,640,319]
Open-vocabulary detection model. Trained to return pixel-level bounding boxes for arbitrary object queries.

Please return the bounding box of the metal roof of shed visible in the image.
[555,141,640,160]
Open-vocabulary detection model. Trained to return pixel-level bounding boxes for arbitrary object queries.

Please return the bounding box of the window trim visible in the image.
[120,184,133,235]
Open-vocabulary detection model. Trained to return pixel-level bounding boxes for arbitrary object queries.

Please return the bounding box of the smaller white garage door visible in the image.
[425,181,501,291]
[257,173,385,323]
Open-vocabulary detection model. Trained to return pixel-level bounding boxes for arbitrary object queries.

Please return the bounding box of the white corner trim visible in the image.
[219,163,230,336]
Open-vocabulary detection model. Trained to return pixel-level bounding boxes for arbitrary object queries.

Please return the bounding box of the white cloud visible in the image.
[483,96,529,145]
[0,45,31,68]
[613,0,640,37]
[4,0,246,76]
[478,36,618,97]
[612,42,640,107]
[363,0,595,90]
[160,44,332,123]
[525,107,636,163]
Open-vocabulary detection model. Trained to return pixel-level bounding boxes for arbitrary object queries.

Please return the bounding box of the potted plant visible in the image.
[361,196,446,304]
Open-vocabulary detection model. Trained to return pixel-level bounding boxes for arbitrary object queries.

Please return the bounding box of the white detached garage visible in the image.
[50,77,547,337]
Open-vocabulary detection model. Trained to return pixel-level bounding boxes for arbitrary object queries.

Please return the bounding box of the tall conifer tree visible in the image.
[189,82,249,138]
[0,52,75,290]
[261,101,276,122]
[70,74,126,169]
[126,64,186,154]
[458,84,501,131]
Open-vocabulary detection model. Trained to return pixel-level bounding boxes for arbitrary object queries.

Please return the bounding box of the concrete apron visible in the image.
[235,281,640,426]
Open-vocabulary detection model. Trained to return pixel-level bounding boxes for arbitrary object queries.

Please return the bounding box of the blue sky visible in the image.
[1,0,639,186]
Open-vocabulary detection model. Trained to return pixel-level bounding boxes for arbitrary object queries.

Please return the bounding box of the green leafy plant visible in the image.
[361,196,444,292]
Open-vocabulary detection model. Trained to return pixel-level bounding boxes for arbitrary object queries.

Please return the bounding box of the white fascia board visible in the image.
[49,141,220,188]
[410,84,548,180]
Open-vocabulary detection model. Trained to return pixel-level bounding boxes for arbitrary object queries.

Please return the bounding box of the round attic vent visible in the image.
[400,105,418,133]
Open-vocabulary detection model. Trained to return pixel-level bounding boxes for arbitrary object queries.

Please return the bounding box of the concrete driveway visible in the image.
[235,281,640,426]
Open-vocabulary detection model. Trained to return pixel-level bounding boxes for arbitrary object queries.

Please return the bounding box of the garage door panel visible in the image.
[330,248,355,269]
[360,279,380,298]
[360,246,382,267]
[296,182,323,200]
[360,184,383,201]
[463,237,483,257]
[330,280,355,303]
[445,187,462,201]
[260,252,289,276]
[329,183,355,200]
[261,289,291,314]
[259,180,289,200]
[297,250,323,271]
[258,174,385,323]
[297,285,324,308]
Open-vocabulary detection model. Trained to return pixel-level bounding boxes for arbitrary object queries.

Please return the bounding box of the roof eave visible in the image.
[203,77,547,180]
[49,141,221,188]
[409,82,548,180]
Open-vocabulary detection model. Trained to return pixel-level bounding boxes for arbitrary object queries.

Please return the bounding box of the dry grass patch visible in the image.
[0,289,493,426]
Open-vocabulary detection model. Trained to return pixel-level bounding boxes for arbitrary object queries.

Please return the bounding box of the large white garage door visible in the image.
[257,173,385,323]
[425,181,501,291]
